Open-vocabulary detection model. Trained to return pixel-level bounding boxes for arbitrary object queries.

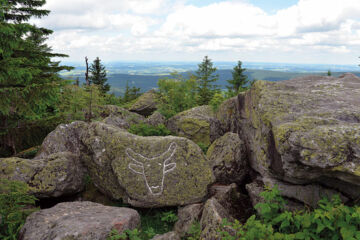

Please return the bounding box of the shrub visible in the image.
[209,92,225,112]
[0,180,38,240]
[128,123,172,136]
[219,186,360,240]
[197,142,209,154]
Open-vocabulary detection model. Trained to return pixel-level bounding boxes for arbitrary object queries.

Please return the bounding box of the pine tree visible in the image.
[227,61,249,95]
[195,56,219,105]
[0,0,73,155]
[89,57,110,94]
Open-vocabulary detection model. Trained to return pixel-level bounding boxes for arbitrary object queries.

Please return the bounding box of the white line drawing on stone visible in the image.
[126,142,177,195]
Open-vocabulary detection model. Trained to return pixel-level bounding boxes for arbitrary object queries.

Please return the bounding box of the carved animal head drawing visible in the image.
[126,142,177,195]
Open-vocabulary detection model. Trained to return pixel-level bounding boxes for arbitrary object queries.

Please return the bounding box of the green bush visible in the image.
[0,180,38,240]
[219,186,360,240]
[128,123,172,136]
[197,142,209,154]
[209,92,225,112]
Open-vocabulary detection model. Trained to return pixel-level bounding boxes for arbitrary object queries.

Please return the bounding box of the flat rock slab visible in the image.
[19,201,140,240]
[82,122,215,207]
[240,73,360,199]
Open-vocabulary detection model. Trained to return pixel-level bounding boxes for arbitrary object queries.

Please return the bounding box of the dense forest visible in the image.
[1,1,360,240]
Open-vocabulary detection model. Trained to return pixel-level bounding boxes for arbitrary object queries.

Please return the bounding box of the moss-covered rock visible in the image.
[216,96,243,133]
[166,105,223,147]
[207,132,248,184]
[145,111,166,127]
[81,122,215,207]
[0,152,85,198]
[101,105,145,129]
[129,90,158,117]
[240,73,360,200]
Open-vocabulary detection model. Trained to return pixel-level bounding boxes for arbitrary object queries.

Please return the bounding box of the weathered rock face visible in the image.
[101,105,145,129]
[129,90,158,117]
[239,74,360,200]
[200,198,233,240]
[216,96,243,133]
[146,111,166,127]
[81,122,215,207]
[36,121,87,159]
[174,203,203,237]
[19,201,140,240]
[207,132,248,184]
[166,105,223,146]
[0,152,85,198]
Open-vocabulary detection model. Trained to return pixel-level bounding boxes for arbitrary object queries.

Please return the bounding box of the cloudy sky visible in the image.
[33,0,360,64]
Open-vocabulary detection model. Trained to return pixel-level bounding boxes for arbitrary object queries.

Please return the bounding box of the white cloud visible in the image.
[37,0,360,64]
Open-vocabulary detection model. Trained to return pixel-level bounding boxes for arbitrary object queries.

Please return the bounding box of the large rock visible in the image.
[129,90,158,117]
[19,201,140,240]
[174,203,203,237]
[239,74,360,200]
[216,96,243,133]
[206,132,248,184]
[200,198,233,240]
[166,105,223,146]
[101,105,145,129]
[145,111,166,127]
[0,152,85,198]
[81,122,214,207]
[36,121,87,159]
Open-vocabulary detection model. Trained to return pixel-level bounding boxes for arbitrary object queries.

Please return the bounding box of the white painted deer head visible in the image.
[126,142,177,195]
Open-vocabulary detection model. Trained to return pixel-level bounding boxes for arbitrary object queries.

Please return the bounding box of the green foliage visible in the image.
[107,228,142,240]
[123,81,141,104]
[160,210,178,224]
[219,186,360,240]
[157,72,198,119]
[195,56,219,105]
[209,92,225,112]
[128,123,172,136]
[197,142,209,154]
[0,179,38,240]
[89,57,110,94]
[227,61,250,97]
[185,221,202,240]
[327,70,332,76]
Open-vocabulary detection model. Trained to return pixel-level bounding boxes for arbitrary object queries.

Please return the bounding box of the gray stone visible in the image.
[206,132,248,184]
[216,96,243,133]
[174,203,203,237]
[151,231,181,240]
[0,152,85,198]
[129,90,158,117]
[19,201,140,240]
[101,105,145,129]
[146,111,166,127]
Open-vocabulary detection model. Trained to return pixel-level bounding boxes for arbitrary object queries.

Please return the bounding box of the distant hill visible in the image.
[63,69,360,96]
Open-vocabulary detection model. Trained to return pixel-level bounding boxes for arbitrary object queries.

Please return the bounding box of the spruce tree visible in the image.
[0,0,72,155]
[227,61,249,95]
[195,56,219,105]
[89,57,110,94]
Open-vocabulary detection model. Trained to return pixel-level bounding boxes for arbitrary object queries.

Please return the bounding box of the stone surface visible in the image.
[19,201,140,240]
[239,74,360,200]
[0,152,85,198]
[174,203,203,237]
[210,183,253,221]
[216,96,243,133]
[145,111,166,127]
[206,132,248,184]
[101,105,145,129]
[81,122,214,207]
[151,231,181,240]
[200,198,233,240]
[36,121,87,159]
[166,105,223,146]
[129,90,158,117]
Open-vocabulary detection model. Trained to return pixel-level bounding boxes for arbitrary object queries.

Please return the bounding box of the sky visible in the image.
[32,0,360,65]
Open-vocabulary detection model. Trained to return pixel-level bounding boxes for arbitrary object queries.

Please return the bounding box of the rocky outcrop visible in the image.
[207,132,248,184]
[0,152,85,198]
[81,122,214,207]
[19,201,140,240]
[166,105,223,146]
[129,90,158,117]
[238,74,360,201]
[146,111,166,127]
[216,95,243,133]
[174,203,203,237]
[101,105,145,129]
[200,198,233,240]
